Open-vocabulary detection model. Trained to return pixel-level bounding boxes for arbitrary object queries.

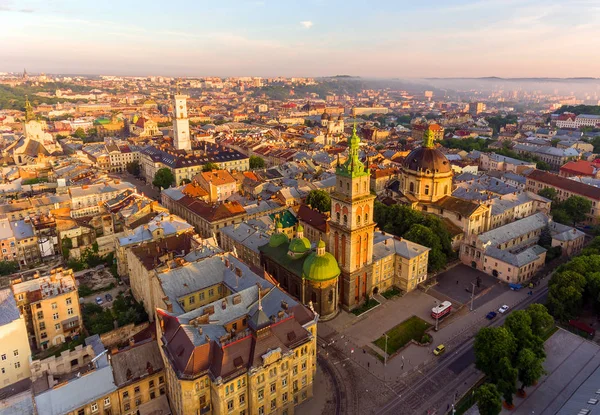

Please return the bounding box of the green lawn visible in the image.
[373,316,432,355]
[351,298,380,316]
[381,287,402,299]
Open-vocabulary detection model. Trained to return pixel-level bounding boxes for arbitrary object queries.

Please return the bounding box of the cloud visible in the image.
[0,0,34,12]
[300,21,313,29]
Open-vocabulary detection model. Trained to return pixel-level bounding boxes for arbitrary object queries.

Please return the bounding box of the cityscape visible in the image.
[1,1,600,415]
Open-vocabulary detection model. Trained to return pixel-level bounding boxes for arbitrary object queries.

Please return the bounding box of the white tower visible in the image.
[173,93,191,151]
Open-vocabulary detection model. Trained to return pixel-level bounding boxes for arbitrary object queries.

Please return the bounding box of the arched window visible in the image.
[365,212,369,223]
[444,184,449,195]
[336,212,340,222]
[363,182,367,192]
[343,215,347,225]
[425,185,430,195]
[355,183,359,193]
[409,182,415,193]
[328,290,334,303]
[311,292,317,304]
[357,215,361,225]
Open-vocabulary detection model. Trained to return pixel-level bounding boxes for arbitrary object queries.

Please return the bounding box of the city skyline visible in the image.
[2,0,600,78]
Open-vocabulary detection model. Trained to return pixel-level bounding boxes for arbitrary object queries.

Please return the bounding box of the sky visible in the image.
[1,0,600,78]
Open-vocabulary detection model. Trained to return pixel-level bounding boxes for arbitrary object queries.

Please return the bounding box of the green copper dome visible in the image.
[269,232,289,247]
[288,237,311,257]
[302,251,341,282]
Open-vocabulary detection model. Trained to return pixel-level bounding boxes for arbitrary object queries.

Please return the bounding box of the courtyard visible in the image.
[429,263,510,309]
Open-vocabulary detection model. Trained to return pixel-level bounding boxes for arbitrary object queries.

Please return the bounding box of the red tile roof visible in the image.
[527,169,600,200]
[297,204,328,233]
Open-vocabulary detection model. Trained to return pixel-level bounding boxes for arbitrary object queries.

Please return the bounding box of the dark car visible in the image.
[486,311,497,320]
[105,293,113,302]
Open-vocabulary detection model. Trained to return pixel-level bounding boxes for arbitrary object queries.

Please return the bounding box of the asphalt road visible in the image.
[377,287,549,415]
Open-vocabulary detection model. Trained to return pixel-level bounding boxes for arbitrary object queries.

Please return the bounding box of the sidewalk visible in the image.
[318,275,550,384]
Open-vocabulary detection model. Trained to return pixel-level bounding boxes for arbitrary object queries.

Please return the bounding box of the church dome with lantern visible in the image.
[399,124,453,203]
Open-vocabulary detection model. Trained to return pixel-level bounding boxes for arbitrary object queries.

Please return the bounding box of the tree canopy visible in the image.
[249,155,265,169]
[202,162,219,172]
[475,383,502,415]
[474,304,551,406]
[306,189,332,214]
[374,202,453,272]
[152,168,175,190]
[126,161,141,176]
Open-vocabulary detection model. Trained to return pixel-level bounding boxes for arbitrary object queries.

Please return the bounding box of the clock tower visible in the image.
[173,92,191,151]
[329,124,376,310]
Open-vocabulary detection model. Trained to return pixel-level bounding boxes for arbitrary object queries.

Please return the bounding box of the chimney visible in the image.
[235,267,242,278]
[281,301,288,310]
[233,294,242,305]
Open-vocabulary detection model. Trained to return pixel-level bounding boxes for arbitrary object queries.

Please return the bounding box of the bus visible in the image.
[431,301,452,319]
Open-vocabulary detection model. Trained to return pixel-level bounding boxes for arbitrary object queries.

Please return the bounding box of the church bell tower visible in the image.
[328,124,376,310]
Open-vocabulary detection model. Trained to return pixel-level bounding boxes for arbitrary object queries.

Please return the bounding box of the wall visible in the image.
[0,314,32,388]
[99,322,150,349]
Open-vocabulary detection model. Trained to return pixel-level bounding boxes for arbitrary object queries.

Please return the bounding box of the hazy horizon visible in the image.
[2,0,600,78]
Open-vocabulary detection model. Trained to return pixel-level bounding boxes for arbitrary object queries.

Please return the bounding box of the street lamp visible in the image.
[434,300,439,331]
[470,282,476,311]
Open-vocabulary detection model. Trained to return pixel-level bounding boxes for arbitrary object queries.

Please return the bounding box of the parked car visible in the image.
[486,311,497,320]
[508,283,522,291]
[105,293,113,302]
[498,305,509,314]
[433,344,446,356]
[95,297,103,305]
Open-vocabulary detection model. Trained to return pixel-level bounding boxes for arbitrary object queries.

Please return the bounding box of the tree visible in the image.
[71,127,86,139]
[504,310,544,359]
[551,208,571,226]
[306,189,332,214]
[547,272,585,321]
[563,196,592,226]
[496,356,518,406]
[474,327,517,379]
[525,304,554,337]
[536,160,552,171]
[0,260,19,276]
[404,224,446,271]
[126,161,141,176]
[516,348,545,392]
[538,225,552,248]
[538,187,558,201]
[202,162,219,172]
[249,155,265,169]
[152,168,175,190]
[180,178,191,185]
[475,384,502,415]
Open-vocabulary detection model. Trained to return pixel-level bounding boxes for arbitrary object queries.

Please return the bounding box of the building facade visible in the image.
[12,268,82,350]
[0,288,32,388]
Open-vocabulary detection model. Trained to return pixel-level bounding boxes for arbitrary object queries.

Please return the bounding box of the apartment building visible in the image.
[161,189,247,239]
[525,169,600,224]
[12,268,81,350]
[220,222,269,271]
[371,232,430,293]
[193,169,237,202]
[479,152,536,174]
[513,144,579,171]
[0,288,32,388]
[69,180,136,218]
[155,257,318,415]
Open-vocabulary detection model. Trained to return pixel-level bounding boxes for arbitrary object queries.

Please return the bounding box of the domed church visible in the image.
[399,125,453,203]
[389,124,492,246]
[259,223,341,319]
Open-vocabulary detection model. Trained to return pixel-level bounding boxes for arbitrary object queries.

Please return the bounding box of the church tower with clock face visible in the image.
[328,124,376,311]
[173,93,191,151]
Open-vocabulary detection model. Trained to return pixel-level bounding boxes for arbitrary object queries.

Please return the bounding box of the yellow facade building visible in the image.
[0,288,32,388]
[12,268,81,350]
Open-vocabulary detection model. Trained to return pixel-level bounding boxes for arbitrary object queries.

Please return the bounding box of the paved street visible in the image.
[317,269,552,414]
[502,329,600,415]
[108,172,160,200]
